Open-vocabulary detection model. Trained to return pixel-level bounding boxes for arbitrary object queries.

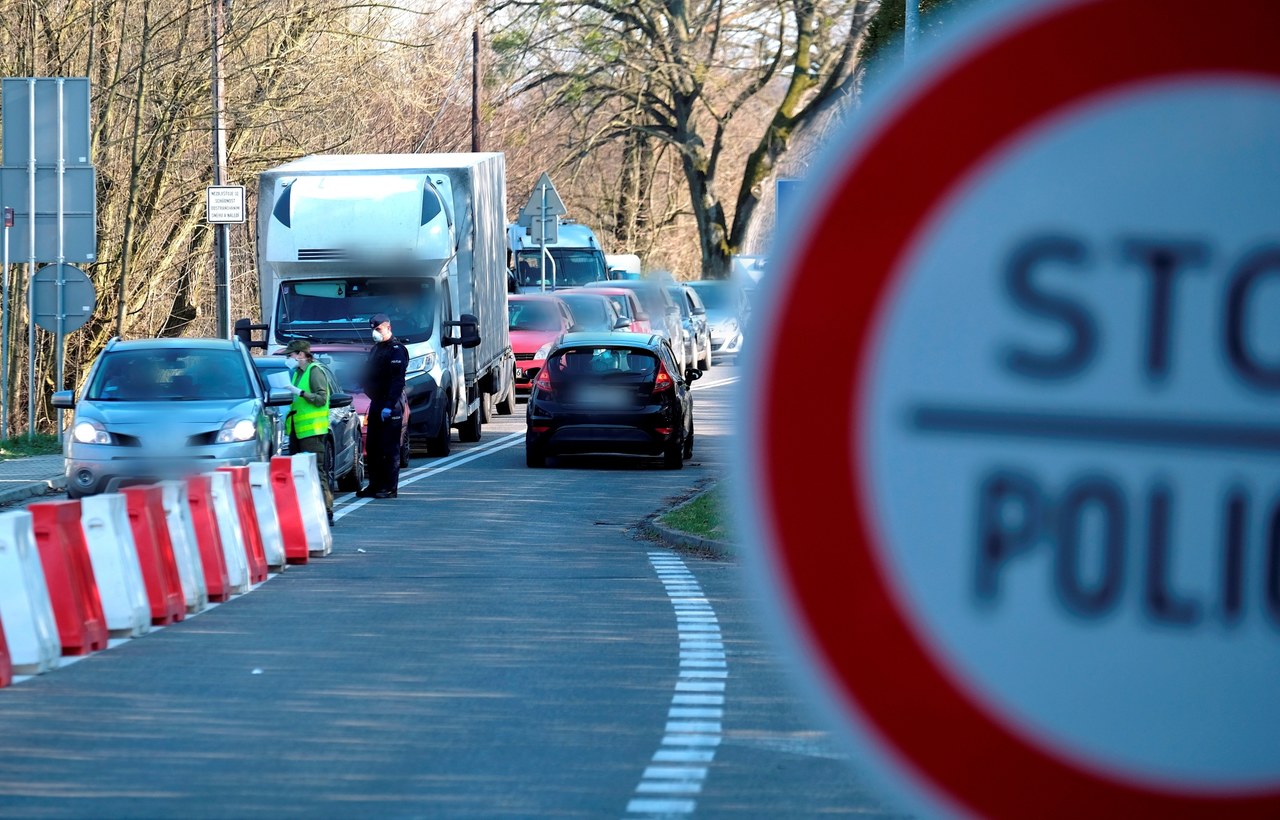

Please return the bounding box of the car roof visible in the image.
[551,330,663,350]
[509,293,564,303]
[107,337,242,351]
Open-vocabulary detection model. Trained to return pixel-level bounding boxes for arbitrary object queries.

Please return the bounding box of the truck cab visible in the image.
[508,221,610,292]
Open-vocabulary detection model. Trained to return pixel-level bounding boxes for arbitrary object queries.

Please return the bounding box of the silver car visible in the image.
[52,337,294,498]
[584,280,686,371]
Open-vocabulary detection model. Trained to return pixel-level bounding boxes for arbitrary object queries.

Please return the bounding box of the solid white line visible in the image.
[691,376,739,392]
[334,432,523,520]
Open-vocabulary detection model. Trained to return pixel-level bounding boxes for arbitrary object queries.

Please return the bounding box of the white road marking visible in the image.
[690,376,739,392]
[627,552,728,817]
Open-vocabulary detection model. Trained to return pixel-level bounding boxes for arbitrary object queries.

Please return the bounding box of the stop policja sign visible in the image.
[739,0,1280,816]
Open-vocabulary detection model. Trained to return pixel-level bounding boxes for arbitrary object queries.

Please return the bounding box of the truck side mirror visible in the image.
[443,313,482,349]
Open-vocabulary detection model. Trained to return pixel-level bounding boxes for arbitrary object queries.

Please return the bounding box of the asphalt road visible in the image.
[0,364,910,818]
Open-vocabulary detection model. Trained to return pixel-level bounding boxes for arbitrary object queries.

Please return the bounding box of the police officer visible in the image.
[283,339,334,524]
[358,313,408,499]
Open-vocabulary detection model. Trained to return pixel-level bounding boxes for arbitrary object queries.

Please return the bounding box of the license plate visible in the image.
[576,386,630,406]
[515,367,525,379]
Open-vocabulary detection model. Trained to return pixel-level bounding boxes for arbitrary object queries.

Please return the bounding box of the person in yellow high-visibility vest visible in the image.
[283,339,334,525]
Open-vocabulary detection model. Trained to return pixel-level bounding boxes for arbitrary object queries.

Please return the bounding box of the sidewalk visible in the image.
[0,454,67,506]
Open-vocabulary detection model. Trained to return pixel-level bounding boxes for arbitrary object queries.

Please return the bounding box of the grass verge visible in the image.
[0,433,62,461]
[659,484,729,543]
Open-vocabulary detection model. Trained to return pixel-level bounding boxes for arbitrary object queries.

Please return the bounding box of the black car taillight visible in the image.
[533,366,554,397]
[653,363,674,394]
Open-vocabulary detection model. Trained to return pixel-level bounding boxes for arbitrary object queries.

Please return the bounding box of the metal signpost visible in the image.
[1,77,98,439]
[739,0,1280,817]
[517,173,566,292]
[1,206,11,439]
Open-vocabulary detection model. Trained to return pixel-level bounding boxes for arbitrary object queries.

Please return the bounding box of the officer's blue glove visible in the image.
[380,407,392,421]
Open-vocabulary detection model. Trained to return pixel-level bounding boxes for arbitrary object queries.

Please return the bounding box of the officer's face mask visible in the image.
[285,356,300,370]
[371,329,384,343]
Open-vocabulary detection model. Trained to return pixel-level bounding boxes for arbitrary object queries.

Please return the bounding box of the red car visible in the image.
[577,287,651,333]
[509,294,574,393]
[285,344,411,469]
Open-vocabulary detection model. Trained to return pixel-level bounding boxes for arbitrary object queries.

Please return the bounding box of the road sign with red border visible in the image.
[740,0,1280,816]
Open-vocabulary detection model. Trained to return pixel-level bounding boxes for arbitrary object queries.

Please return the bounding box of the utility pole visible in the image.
[211,0,232,338]
[471,24,482,153]
[905,0,919,61]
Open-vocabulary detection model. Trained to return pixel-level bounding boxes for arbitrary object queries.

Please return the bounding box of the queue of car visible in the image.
[513,274,749,470]
[51,275,747,496]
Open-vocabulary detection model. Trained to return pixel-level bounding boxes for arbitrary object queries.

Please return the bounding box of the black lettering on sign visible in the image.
[1054,477,1125,618]
[974,470,1042,601]
[1225,245,1280,390]
[1267,499,1280,628]
[1003,235,1097,379]
[1142,482,1201,626]
[1119,237,1209,383]
[1221,488,1247,625]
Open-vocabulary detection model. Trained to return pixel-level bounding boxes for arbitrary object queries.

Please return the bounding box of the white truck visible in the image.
[507,220,612,292]
[250,153,515,456]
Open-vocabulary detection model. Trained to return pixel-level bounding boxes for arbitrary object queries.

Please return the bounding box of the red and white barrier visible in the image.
[248,462,286,570]
[0,511,60,674]
[120,485,186,626]
[207,471,250,595]
[80,494,150,639]
[186,475,233,603]
[157,480,209,614]
[216,466,269,585]
[0,617,10,688]
[288,453,332,557]
[30,500,108,656]
[271,456,310,565]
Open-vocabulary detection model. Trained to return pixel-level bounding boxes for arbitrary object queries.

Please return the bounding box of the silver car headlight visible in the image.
[407,353,436,375]
[720,318,740,334]
[72,419,111,445]
[216,418,257,443]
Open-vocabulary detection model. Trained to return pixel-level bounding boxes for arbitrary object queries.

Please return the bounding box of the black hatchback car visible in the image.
[525,332,700,469]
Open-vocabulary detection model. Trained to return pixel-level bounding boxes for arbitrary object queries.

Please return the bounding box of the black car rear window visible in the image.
[548,347,658,379]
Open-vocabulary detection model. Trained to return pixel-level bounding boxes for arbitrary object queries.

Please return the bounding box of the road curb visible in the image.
[0,476,67,508]
[637,483,734,560]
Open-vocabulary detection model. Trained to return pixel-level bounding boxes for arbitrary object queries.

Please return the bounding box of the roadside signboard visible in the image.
[32,263,95,334]
[739,0,1280,817]
[206,185,246,224]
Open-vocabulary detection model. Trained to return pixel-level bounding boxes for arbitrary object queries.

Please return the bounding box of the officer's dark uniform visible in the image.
[361,317,409,498]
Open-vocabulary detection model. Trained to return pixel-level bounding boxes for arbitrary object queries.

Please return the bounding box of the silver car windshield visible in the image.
[86,348,252,401]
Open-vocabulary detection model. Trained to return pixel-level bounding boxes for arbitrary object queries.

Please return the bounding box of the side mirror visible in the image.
[52,390,76,409]
[685,368,703,382]
[443,313,482,349]
[691,305,706,315]
[636,312,650,323]
[267,388,295,407]
[234,317,269,351]
[330,392,353,409]
[614,317,631,330]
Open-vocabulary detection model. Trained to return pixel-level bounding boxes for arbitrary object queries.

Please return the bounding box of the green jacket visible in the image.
[287,362,332,438]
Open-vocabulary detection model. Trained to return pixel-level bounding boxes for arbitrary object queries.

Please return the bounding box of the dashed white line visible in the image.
[626,552,727,818]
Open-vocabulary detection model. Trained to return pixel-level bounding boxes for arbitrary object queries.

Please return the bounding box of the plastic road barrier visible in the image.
[29,500,109,656]
[247,462,286,570]
[0,617,10,687]
[0,511,60,674]
[216,466,269,585]
[120,486,186,626]
[290,453,332,557]
[186,475,233,603]
[80,494,150,639]
[157,480,210,614]
[270,456,310,565]
[207,471,250,595]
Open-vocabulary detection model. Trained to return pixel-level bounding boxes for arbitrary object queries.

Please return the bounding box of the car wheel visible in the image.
[425,402,452,456]
[496,382,516,415]
[663,429,685,470]
[699,338,712,370]
[480,393,492,423]
[526,444,546,468]
[339,445,366,491]
[683,418,694,459]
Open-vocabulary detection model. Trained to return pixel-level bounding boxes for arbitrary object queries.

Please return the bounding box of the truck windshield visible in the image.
[276,278,437,344]
[514,250,607,288]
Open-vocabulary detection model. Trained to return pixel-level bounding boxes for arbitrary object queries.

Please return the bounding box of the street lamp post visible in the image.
[211,0,232,339]
[905,0,919,61]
